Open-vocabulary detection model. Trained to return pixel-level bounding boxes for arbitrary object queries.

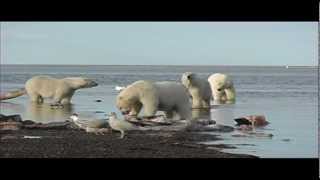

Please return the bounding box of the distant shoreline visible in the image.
[1,64,318,68]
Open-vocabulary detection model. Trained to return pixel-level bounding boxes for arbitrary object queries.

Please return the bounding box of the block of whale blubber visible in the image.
[234,118,252,126]
[234,115,269,127]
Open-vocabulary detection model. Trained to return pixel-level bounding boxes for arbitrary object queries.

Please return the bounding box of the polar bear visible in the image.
[181,72,212,109]
[208,73,236,102]
[25,76,98,104]
[116,80,191,120]
[0,76,98,104]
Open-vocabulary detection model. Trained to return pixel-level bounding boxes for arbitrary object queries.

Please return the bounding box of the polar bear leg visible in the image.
[165,111,174,119]
[130,102,142,116]
[60,97,71,104]
[176,104,191,120]
[52,95,64,105]
[192,99,203,108]
[38,96,44,103]
[141,95,158,117]
[201,99,210,108]
[29,93,43,103]
[142,102,158,117]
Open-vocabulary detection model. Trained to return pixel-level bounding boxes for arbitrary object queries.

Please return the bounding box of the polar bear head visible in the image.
[181,72,198,88]
[116,89,142,116]
[63,77,98,89]
[208,73,235,101]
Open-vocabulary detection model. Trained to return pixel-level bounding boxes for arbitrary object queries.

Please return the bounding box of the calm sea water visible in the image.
[0,65,317,158]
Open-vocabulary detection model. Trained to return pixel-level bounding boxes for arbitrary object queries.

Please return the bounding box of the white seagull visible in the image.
[108,112,145,139]
[69,113,110,135]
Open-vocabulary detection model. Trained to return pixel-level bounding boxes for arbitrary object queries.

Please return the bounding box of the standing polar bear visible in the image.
[116,80,191,120]
[208,73,236,102]
[0,76,98,104]
[181,72,212,109]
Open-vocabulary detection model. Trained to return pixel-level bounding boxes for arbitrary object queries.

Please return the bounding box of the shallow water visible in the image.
[0,65,317,158]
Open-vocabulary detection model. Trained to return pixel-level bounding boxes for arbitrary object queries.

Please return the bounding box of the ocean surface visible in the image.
[0,65,318,158]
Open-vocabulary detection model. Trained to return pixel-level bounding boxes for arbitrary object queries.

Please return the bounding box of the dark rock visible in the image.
[0,121,23,130]
[22,120,36,125]
[23,121,72,130]
[0,114,22,122]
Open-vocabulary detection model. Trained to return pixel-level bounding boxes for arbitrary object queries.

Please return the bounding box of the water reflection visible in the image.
[192,108,210,120]
[191,102,236,127]
[24,102,74,123]
[210,104,235,126]
[212,99,235,105]
[0,102,25,113]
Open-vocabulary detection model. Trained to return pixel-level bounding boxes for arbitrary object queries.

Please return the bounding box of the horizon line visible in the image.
[1,64,318,67]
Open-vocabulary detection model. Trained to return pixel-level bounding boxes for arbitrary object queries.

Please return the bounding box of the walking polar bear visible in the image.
[26,76,98,104]
[0,76,98,104]
[181,72,212,109]
[208,73,236,102]
[116,80,191,120]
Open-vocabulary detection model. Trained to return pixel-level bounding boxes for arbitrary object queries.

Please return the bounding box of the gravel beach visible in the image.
[0,129,256,158]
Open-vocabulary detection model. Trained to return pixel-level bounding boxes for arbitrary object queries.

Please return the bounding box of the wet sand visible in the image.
[0,129,256,158]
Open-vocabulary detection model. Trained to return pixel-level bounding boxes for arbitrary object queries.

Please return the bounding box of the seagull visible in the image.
[108,112,145,139]
[115,86,126,92]
[69,113,110,135]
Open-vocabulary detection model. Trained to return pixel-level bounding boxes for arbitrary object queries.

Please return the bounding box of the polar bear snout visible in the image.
[87,80,98,87]
[121,109,131,115]
[117,105,131,115]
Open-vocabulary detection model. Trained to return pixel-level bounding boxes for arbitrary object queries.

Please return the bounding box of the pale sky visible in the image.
[1,22,318,66]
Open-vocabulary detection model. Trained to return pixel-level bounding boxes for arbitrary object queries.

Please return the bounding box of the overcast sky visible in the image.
[1,22,317,66]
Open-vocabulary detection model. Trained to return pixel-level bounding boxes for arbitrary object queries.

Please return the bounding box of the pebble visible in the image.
[23,136,42,139]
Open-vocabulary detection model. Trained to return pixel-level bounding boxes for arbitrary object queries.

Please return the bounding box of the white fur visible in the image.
[25,76,98,104]
[181,72,212,108]
[208,73,236,102]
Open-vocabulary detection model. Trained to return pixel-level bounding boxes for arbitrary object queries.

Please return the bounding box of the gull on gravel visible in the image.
[69,113,110,135]
[108,112,146,139]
